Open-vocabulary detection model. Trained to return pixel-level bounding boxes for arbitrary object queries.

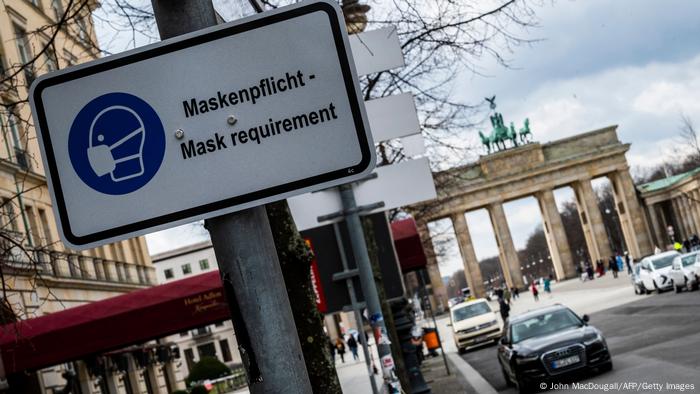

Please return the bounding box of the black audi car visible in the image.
[497,304,612,393]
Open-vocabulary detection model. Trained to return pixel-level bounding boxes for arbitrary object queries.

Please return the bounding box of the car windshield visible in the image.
[680,254,697,267]
[651,254,677,269]
[452,302,491,322]
[510,309,582,343]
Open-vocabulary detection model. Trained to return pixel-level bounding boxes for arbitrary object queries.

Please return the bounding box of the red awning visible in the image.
[0,271,229,376]
[390,218,427,273]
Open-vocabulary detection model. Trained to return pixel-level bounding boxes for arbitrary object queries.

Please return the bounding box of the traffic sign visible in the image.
[29,0,374,249]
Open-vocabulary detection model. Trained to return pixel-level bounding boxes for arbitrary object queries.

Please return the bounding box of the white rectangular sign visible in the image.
[288,158,436,230]
[29,0,374,249]
[349,27,405,76]
[365,93,420,143]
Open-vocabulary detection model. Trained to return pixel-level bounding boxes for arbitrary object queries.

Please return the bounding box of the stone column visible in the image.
[417,222,448,312]
[536,189,577,280]
[692,190,700,234]
[572,179,613,262]
[608,171,653,257]
[450,212,486,298]
[647,204,665,249]
[487,202,524,289]
[126,354,144,394]
[671,198,688,240]
[103,260,118,282]
[75,361,93,394]
[683,195,699,235]
[145,363,165,394]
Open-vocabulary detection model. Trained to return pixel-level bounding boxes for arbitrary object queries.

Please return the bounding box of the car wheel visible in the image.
[675,283,683,293]
[457,347,466,355]
[515,375,532,394]
[642,284,651,295]
[693,276,700,291]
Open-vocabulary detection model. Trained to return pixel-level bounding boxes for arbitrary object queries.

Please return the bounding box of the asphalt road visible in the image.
[459,290,700,393]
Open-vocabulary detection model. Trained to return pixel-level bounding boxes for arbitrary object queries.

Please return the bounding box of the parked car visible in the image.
[668,252,699,292]
[638,251,680,293]
[449,298,503,353]
[631,263,645,295]
[497,305,612,394]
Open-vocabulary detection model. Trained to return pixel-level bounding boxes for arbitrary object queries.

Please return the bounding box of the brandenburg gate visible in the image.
[413,126,653,302]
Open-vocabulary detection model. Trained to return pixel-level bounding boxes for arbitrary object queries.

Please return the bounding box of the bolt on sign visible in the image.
[29,0,374,249]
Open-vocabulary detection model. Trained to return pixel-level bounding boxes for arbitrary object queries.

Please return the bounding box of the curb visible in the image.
[446,352,499,394]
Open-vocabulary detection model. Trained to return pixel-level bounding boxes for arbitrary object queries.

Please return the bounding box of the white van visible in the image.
[449,298,503,353]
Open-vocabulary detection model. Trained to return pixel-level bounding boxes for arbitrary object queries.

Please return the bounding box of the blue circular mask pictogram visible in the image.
[68,92,165,195]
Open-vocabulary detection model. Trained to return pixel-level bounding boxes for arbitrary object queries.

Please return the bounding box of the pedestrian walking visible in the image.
[586,263,595,281]
[609,256,619,278]
[328,336,336,362]
[531,281,539,301]
[625,253,633,275]
[512,287,520,299]
[503,286,511,305]
[499,297,510,321]
[616,254,624,272]
[347,334,359,361]
[544,276,552,295]
[335,338,346,363]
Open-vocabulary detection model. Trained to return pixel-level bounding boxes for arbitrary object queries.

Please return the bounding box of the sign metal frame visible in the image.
[30,0,374,248]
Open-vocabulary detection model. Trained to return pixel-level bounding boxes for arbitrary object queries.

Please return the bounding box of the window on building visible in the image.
[164,268,173,279]
[45,45,58,72]
[219,339,232,362]
[51,0,64,21]
[24,206,41,247]
[76,15,90,45]
[6,110,29,169]
[14,26,35,85]
[199,259,209,270]
[197,343,216,359]
[181,263,192,275]
[0,198,19,232]
[38,208,53,246]
[184,348,195,372]
[0,50,7,77]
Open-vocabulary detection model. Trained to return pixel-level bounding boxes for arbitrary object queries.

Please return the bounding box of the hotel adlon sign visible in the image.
[29,0,375,249]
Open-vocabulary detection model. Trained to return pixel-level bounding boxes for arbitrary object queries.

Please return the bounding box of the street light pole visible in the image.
[150,2,312,392]
[338,183,402,393]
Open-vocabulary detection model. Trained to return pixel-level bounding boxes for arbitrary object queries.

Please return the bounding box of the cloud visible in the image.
[145,222,209,256]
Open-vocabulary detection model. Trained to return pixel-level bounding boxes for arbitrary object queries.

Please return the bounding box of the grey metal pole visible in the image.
[207,208,312,393]
[150,2,311,392]
[338,184,402,393]
[333,223,379,394]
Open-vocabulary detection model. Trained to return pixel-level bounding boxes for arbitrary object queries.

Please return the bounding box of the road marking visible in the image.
[446,352,499,394]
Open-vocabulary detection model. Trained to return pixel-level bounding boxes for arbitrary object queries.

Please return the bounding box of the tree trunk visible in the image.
[265,201,342,393]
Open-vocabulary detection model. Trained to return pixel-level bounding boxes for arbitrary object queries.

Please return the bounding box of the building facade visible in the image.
[638,167,700,248]
[1,1,156,393]
[151,241,242,389]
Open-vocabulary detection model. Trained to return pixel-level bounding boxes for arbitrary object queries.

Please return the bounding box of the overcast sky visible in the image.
[136,1,700,276]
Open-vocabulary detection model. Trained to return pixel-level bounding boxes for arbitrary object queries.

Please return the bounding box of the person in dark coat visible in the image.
[335,338,346,363]
[531,281,539,301]
[608,256,619,278]
[498,297,510,321]
[347,334,359,361]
